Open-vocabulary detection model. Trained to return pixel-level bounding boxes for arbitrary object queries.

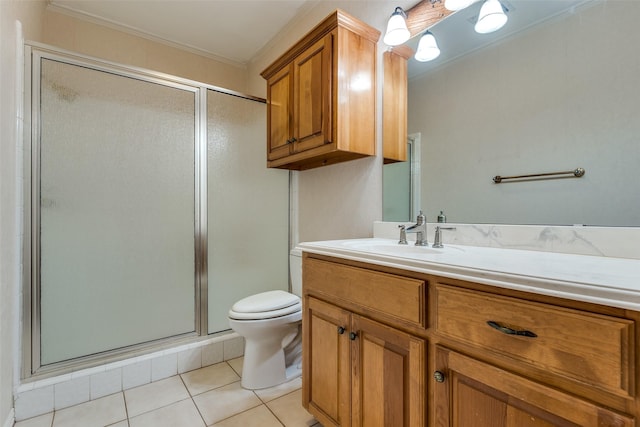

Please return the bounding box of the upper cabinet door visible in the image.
[292,33,333,153]
[266,65,293,161]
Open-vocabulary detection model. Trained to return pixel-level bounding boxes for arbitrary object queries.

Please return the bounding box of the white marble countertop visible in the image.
[297,238,640,311]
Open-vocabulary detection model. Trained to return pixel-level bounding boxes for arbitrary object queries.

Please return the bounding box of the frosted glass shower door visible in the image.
[207,90,289,333]
[38,58,197,365]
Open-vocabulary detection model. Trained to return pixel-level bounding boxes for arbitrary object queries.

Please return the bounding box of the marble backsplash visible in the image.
[373,221,640,260]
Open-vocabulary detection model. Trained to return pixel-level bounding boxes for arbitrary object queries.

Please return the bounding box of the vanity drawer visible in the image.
[303,258,426,327]
[435,284,635,398]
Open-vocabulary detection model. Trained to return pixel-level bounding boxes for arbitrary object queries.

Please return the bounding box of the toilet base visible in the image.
[240,338,302,390]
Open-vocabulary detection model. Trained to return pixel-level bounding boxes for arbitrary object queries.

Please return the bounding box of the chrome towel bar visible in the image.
[493,167,585,184]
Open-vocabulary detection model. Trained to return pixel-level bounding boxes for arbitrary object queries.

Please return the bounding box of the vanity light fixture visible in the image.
[474,0,508,34]
[384,0,508,58]
[383,6,411,46]
[414,31,441,62]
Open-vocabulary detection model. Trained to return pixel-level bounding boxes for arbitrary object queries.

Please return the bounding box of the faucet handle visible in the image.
[433,226,456,248]
[398,225,408,245]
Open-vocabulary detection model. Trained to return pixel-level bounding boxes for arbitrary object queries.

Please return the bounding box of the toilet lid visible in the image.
[229,290,301,320]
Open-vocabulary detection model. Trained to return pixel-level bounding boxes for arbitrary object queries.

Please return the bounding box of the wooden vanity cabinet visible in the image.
[302,253,640,427]
[303,257,426,427]
[261,10,379,170]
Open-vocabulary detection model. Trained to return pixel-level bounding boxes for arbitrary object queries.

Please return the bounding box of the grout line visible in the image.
[190,395,208,427]
[205,402,267,426]
[225,358,242,377]
[178,372,194,398]
[263,403,286,427]
[122,391,130,425]
[177,373,209,427]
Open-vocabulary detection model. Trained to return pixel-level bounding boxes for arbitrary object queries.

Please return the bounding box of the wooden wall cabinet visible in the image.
[302,253,640,427]
[261,10,380,170]
[382,46,412,164]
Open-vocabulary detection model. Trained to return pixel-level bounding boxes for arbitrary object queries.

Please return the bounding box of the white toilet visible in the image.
[228,249,303,389]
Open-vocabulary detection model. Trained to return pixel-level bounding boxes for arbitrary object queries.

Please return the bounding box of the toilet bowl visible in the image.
[228,249,303,389]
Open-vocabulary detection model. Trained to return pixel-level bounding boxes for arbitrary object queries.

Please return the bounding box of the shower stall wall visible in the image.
[24,45,289,377]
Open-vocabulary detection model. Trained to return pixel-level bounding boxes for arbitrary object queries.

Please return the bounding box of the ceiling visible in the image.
[49,0,322,66]
[49,0,592,74]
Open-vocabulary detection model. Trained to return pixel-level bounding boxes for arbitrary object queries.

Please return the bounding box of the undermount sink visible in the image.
[338,239,462,257]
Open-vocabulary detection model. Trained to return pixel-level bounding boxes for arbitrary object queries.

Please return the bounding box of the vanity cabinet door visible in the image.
[351,314,425,427]
[303,297,351,427]
[433,347,634,427]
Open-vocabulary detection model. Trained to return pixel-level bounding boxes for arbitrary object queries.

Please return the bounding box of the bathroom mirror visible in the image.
[383,0,640,226]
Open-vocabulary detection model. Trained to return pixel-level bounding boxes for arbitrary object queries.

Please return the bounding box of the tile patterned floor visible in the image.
[15,358,321,427]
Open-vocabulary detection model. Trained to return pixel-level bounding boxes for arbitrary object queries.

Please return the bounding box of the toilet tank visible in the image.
[289,247,303,297]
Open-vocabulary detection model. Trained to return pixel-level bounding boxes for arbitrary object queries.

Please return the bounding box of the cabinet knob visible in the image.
[434,371,445,383]
[349,331,358,341]
[337,326,346,335]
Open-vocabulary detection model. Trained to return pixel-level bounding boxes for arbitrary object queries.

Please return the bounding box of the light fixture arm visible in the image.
[403,0,453,39]
[393,6,407,19]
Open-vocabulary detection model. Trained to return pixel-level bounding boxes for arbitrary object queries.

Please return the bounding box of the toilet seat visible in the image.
[229,290,301,320]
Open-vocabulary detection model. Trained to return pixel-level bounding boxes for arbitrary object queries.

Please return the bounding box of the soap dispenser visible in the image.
[437,211,446,223]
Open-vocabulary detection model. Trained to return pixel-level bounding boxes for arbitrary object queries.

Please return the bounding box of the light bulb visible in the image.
[383,7,410,46]
[475,0,508,34]
[414,31,440,62]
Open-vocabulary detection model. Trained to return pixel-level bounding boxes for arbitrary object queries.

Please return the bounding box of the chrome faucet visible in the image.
[432,226,456,248]
[405,211,428,246]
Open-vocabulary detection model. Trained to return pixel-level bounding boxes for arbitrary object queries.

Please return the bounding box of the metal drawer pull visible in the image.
[337,326,346,335]
[434,371,445,383]
[349,332,358,341]
[487,320,537,338]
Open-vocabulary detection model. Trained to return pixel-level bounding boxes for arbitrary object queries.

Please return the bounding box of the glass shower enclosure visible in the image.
[25,46,288,375]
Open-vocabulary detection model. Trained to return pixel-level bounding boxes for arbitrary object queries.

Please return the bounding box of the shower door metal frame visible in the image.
[23,44,213,378]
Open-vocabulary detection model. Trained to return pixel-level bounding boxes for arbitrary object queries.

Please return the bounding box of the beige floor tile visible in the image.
[267,390,317,427]
[181,362,240,396]
[106,421,129,427]
[128,399,205,427]
[226,357,243,376]
[193,381,261,425]
[211,404,283,427]
[254,376,302,403]
[124,376,189,418]
[52,393,126,427]
[15,412,54,427]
